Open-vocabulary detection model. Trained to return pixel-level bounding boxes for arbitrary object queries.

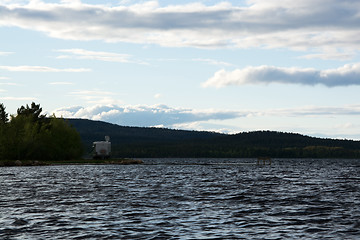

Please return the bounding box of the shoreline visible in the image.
[0,158,144,167]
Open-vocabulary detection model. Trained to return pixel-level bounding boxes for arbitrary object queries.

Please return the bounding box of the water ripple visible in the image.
[1,158,359,239]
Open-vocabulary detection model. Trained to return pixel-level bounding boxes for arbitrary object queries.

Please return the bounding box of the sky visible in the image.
[1,0,360,139]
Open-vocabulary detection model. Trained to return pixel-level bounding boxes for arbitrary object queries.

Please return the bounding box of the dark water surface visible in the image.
[1,158,360,239]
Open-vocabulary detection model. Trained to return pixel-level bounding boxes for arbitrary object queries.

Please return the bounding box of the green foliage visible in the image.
[0,102,83,161]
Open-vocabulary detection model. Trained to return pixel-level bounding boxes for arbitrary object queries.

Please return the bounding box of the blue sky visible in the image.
[1,0,360,139]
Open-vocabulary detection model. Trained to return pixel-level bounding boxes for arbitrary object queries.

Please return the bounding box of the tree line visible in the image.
[110,141,360,158]
[0,102,83,161]
[67,118,360,159]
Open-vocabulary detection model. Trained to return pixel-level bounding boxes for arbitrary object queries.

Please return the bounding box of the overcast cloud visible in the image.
[203,63,360,87]
[0,0,359,54]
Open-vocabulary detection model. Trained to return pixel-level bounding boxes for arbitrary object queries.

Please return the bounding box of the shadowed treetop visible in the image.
[0,103,9,124]
[16,102,46,120]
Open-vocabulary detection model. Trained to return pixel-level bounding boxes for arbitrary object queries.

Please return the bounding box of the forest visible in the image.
[68,119,360,159]
[0,102,83,163]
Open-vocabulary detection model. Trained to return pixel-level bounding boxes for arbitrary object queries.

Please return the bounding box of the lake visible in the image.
[1,158,360,239]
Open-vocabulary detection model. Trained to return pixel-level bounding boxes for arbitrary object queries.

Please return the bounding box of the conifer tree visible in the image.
[0,102,83,161]
[0,103,8,124]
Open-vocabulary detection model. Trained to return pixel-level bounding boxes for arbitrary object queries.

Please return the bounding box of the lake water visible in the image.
[1,158,360,239]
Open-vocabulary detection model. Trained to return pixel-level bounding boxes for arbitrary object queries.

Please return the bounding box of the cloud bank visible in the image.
[0,0,359,54]
[53,104,241,128]
[203,63,360,87]
[53,103,360,130]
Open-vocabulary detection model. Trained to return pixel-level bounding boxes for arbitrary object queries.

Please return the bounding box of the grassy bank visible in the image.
[0,158,143,167]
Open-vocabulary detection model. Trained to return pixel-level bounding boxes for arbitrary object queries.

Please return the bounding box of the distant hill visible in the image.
[67,118,360,158]
[67,118,223,156]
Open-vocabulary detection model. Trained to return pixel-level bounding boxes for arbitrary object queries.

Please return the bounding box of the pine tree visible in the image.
[0,103,8,124]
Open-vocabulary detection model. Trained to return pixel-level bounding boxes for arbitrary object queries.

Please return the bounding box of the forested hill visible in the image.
[67,118,224,146]
[67,118,360,158]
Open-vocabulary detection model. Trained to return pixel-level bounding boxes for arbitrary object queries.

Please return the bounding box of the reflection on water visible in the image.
[1,158,360,239]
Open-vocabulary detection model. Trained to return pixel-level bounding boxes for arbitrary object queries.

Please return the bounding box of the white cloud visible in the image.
[0,0,359,54]
[1,96,37,101]
[68,90,123,105]
[334,122,358,130]
[0,51,13,56]
[70,90,116,95]
[55,48,147,64]
[53,104,241,127]
[265,105,360,117]
[192,58,234,67]
[299,52,355,61]
[0,82,19,86]
[203,63,360,87]
[172,121,237,134]
[49,81,74,85]
[52,103,360,130]
[0,65,91,72]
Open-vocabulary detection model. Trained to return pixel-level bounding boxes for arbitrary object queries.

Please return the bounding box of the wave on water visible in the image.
[0,158,359,239]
